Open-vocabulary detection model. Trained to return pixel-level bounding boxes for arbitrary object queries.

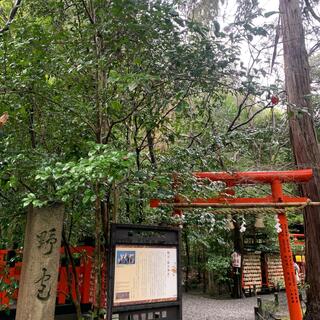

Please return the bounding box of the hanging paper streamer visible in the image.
[240,218,246,233]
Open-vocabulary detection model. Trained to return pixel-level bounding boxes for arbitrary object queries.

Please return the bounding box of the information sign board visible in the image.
[108,224,181,320]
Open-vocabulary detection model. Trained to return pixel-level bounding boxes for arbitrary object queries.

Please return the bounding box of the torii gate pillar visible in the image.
[151,169,311,320]
[272,180,302,320]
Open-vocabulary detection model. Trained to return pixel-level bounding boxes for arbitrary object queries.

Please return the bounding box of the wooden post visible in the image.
[15,204,64,320]
[274,292,279,306]
[272,180,302,320]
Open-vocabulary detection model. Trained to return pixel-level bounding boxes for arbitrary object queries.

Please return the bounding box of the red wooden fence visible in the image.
[0,246,106,309]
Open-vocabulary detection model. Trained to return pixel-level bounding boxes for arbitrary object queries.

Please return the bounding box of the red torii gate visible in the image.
[151,169,316,320]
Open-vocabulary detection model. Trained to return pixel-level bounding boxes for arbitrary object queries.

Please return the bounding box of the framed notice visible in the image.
[108,224,181,320]
[114,245,178,306]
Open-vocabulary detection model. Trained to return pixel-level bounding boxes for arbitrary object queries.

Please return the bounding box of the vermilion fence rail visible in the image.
[0,246,106,309]
[290,234,305,246]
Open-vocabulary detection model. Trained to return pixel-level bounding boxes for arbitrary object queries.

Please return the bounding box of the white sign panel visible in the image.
[231,251,242,268]
[114,245,178,306]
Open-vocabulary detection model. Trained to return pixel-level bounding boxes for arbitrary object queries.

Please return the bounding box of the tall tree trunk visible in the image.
[280,1,320,318]
[94,191,102,311]
[202,246,207,294]
[147,130,157,168]
[112,181,119,223]
[28,104,36,148]
[135,147,144,223]
[183,229,191,293]
[232,216,243,299]
[90,2,107,313]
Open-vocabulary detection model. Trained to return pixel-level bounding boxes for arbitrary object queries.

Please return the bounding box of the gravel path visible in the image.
[183,294,258,320]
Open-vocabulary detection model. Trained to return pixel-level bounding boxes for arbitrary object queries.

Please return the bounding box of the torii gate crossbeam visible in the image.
[151,169,315,320]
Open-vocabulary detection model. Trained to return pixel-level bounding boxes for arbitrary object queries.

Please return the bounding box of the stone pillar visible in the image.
[16,203,64,320]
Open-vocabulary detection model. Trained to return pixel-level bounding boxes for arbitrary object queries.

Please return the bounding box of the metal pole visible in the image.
[272,180,302,320]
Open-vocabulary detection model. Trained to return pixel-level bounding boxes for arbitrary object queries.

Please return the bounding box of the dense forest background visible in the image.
[1,0,320,317]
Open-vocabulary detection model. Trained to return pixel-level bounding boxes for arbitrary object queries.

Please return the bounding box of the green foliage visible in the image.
[0,0,302,302]
[206,255,231,282]
[22,145,134,207]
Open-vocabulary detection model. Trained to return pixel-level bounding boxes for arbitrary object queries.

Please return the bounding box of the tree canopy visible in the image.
[1,0,320,317]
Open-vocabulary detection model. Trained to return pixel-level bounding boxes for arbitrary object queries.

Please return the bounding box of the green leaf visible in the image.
[110,100,122,111]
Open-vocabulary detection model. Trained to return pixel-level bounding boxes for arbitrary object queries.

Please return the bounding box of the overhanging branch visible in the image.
[0,0,22,35]
[305,0,320,23]
[228,103,272,132]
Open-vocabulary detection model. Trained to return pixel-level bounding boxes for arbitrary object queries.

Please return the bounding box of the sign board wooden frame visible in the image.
[108,224,182,320]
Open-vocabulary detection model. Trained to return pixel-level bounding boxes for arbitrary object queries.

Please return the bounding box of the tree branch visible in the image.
[19,178,35,194]
[0,88,97,135]
[305,0,320,23]
[139,82,193,149]
[102,95,149,144]
[271,15,281,72]
[81,0,95,24]
[0,191,9,201]
[229,103,272,132]
[0,0,22,35]
[188,97,212,148]
[227,91,251,132]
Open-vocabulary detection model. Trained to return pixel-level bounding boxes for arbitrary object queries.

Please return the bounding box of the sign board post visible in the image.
[15,204,64,320]
[108,224,182,320]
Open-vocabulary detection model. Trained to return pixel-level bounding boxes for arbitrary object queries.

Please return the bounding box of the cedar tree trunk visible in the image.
[280,0,320,318]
